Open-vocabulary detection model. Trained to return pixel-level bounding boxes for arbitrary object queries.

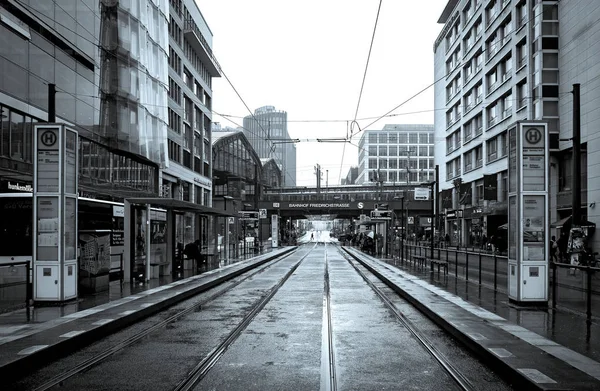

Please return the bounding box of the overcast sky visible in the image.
[197,0,448,186]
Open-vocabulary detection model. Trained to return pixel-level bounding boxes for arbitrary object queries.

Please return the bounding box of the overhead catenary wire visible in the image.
[13,0,561,187]
[349,0,563,139]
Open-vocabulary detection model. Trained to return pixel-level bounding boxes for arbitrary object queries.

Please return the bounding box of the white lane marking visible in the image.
[18,345,48,355]
[489,348,513,358]
[517,368,557,384]
[92,319,113,326]
[60,330,85,338]
[0,325,30,334]
[467,333,487,341]
[63,309,103,319]
[119,310,136,316]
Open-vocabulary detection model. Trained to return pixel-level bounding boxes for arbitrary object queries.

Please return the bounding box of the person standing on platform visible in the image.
[184,240,202,270]
[550,235,558,262]
[557,232,568,262]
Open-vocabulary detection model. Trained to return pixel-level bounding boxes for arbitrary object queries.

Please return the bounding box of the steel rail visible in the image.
[173,245,316,391]
[322,242,338,391]
[339,248,476,391]
[31,249,298,391]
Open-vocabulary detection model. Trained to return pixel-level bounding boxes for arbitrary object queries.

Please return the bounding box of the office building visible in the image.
[242,105,296,187]
[434,0,600,249]
[356,124,435,185]
[342,166,359,185]
[165,0,221,249]
[0,0,225,296]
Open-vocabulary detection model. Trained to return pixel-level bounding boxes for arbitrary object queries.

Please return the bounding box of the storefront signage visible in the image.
[239,211,259,221]
[150,210,167,221]
[193,176,212,188]
[3,181,33,192]
[371,210,392,220]
[113,205,125,217]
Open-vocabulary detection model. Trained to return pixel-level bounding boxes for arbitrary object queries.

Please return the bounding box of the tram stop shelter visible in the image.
[123,197,235,282]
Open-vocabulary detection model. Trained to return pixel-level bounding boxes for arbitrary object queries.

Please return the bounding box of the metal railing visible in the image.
[384,243,600,322]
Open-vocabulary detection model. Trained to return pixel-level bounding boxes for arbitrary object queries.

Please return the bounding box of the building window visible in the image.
[475,145,483,167]
[487,137,498,161]
[464,150,473,172]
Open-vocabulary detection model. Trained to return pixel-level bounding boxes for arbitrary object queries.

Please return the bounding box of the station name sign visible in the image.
[287,203,351,208]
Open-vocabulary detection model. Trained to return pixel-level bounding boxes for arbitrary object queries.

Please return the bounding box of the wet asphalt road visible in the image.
[8,244,513,390]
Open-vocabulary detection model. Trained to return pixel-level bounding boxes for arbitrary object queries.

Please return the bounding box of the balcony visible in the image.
[183,19,221,77]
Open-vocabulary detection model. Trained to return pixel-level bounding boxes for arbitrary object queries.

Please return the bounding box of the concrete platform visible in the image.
[1,244,599,390]
[344,247,600,390]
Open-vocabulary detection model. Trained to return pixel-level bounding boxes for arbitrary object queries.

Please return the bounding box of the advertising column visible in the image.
[33,125,78,302]
[507,121,548,304]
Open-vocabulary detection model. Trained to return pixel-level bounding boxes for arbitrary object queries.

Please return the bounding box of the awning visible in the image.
[126,197,236,217]
[550,215,596,229]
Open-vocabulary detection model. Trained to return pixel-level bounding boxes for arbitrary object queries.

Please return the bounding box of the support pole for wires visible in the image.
[572,83,581,225]
[48,83,56,122]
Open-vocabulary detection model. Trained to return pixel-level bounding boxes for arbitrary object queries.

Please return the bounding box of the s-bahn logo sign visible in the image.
[41,130,57,147]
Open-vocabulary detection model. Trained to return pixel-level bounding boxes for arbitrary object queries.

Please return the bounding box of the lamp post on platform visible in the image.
[421,166,438,260]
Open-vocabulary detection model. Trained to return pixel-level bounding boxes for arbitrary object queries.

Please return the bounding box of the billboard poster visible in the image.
[271,215,278,247]
[509,196,517,259]
[508,126,518,194]
[523,195,545,261]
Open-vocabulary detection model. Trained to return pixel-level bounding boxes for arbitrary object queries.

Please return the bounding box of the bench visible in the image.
[430,259,449,275]
[412,255,427,268]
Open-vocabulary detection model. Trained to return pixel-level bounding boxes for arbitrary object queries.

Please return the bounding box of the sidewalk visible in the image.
[368,247,600,364]
[0,250,272,325]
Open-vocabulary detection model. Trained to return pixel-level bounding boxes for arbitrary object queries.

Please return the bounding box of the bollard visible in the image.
[551,261,557,309]
[494,253,498,290]
[587,266,592,322]
[26,260,32,308]
[478,252,482,285]
[455,250,458,274]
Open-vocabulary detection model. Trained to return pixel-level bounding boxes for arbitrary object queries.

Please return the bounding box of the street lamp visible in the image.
[420,180,436,260]
[394,193,405,261]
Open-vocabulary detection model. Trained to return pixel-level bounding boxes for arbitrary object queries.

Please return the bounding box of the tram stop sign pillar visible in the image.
[33,124,78,303]
[507,121,549,305]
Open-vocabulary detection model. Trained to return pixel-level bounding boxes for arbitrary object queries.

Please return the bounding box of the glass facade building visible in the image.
[100,0,169,165]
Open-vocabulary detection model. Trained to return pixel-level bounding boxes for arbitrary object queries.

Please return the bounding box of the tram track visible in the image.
[338,247,476,391]
[29,248,303,391]
[321,242,337,391]
[173,246,314,391]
